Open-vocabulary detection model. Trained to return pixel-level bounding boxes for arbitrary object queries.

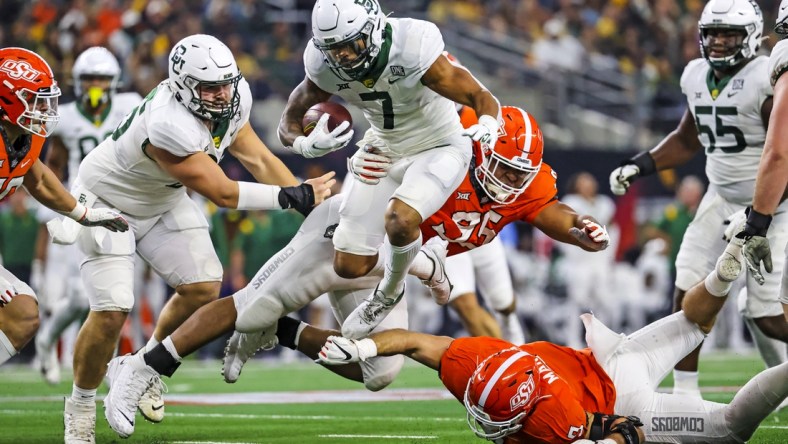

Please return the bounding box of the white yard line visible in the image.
[318,434,437,439]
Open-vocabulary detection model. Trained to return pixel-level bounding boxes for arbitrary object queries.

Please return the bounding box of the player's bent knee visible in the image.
[754,317,788,343]
[234,289,285,333]
[332,252,370,279]
[0,295,40,348]
[362,355,404,392]
[177,280,221,305]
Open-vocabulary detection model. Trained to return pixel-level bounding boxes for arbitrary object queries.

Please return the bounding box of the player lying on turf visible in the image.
[316,234,788,444]
[100,106,610,437]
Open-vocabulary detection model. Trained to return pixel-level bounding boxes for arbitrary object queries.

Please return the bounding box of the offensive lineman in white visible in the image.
[609,0,788,396]
[33,47,143,385]
[60,34,335,443]
[278,0,502,339]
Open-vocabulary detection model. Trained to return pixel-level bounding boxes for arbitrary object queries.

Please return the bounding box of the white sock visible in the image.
[673,369,700,392]
[0,330,17,366]
[70,384,97,404]
[144,336,160,353]
[379,235,422,298]
[408,250,434,280]
[704,271,732,297]
[161,336,182,362]
[293,322,308,348]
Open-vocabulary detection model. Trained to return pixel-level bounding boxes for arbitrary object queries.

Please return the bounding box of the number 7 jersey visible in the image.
[680,56,772,204]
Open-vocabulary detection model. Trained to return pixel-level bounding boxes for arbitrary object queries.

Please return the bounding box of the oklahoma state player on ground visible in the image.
[0,47,127,369]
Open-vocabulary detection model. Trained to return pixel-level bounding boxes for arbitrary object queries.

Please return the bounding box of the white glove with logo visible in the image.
[0,275,18,308]
[318,336,378,365]
[293,114,354,159]
[569,219,610,251]
[609,164,640,196]
[66,204,129,232]
[463,114,500,149]
[347,147,392,185]
[722,209,747,242]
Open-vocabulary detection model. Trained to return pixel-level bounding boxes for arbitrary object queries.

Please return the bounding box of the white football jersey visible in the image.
[52,92,142,185]
[304,18,463,157]
[769,39,788,86]
[681,56,772,204]
[77,79,252,217]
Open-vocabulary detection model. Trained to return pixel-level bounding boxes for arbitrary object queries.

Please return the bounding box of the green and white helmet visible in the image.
[776,0,788,35]
[72,46,120,106]
[698,0,763,70]
[167,34,242,121]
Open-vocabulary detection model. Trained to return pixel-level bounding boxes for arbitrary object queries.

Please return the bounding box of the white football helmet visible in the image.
[167,34,241,121]
[72,46,120,108]
[698,0,763,70]
[776,0,788,35]
[311,0,387,81]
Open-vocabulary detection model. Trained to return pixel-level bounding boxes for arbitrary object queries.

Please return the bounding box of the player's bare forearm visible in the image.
[369,329,453,370]
[422,54,500,118]
[278,78,332,148]
[23,159,77,213]
[649,108,704,170]
[532,201,586,245]
[230,123,299,186]
[753,75,788,214]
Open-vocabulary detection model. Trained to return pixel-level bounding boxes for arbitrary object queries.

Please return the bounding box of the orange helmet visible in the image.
[475,106,543,204]
[0,47,60,137]
[463,347,544,440]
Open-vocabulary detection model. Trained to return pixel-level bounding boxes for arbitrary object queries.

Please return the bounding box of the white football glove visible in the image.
[317,336,377,365]
[67,204,129,232]
[293,114,354,159]
[463,114,500,150]
[347,147,392,185]
[722,209,747,242]
[609,164,640,196]
[569,219,610,251]
[0,275,18,308]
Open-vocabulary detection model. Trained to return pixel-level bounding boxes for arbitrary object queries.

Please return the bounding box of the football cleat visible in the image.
[103,353,161,438]
[64,398,96,444]
[420,237,452,305]
[716,237,745,283]
[222,329,278,383]
[138,379,167,423]
[341,284,404,340]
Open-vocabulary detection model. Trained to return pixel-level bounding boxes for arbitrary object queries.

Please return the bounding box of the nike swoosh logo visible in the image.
[388,77,402,84]
[19,159,31,168]
[335,344,352,361]
[119,410,134,426]
[727,91,739,98]
[151,404,164,411]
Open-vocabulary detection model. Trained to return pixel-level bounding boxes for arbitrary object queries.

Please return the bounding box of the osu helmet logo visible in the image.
[509,373,536,411]
[0,59,41,82]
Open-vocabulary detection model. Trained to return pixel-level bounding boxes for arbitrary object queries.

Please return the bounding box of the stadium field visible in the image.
[0,352,785,443]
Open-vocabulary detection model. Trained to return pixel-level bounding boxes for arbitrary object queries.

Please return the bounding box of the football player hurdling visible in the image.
[279,0,504,340]
[58,34,335,443]
[731,0,788,323]
[0,46,128,376]
[99,106,611,431]
[609,0,788,397]
[33,46,143,386]
[318,233,788,444]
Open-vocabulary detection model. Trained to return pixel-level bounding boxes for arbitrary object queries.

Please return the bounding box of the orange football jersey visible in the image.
[0,130,44,202]
[440,337,616,444]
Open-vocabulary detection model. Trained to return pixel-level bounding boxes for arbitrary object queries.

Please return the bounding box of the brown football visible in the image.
[302,101,353,136]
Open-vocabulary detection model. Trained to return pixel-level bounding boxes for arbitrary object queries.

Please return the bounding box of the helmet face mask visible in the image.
[463,348,543,440]
[312,0,386,82]
[72,47,120,110]
[0,47,61,138]
[777,0,788,35]
[698,0,763,71]
[168,34,242,122]
[475,106,543,204]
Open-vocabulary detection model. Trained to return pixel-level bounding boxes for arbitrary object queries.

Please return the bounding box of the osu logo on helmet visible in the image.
[463,348,544,440]
[475,106,544,204]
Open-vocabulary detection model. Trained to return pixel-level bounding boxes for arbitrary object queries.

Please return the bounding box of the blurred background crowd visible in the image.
[0,0,768,365]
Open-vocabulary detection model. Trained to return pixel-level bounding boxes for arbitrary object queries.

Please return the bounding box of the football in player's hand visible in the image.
[302,102,353,136]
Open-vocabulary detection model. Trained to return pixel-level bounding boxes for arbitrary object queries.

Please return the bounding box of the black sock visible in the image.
[277,316,301,350]
[143,343,181,377]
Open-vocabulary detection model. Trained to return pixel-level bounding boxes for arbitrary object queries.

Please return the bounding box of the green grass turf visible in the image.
[0,352,785,443]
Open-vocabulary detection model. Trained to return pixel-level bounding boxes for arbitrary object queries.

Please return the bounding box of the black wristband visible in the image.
[278,183,315,217]
[744,206,772,237]
[625,151,657,177]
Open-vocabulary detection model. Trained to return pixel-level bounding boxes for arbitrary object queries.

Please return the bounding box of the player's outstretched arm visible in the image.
[278,77,332,148]
[319,329,453,371]
[609,108,702,195]
[229,121,299,187]
[753,74,788,217]
[532,202,609,252]
[23,159,128,232]
[147,143,335,215]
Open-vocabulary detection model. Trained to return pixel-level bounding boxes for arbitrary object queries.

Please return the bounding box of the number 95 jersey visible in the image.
[680,56,772,204]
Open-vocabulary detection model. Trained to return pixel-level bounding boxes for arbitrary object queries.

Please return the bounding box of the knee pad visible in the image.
[81,256,135,312]
[234,288,286,333]
[361,355,404,392]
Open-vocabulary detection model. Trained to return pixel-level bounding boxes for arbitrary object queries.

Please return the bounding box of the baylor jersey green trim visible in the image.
[705,69,734,100]
[76,99,112,127]
[359,23,393,89]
